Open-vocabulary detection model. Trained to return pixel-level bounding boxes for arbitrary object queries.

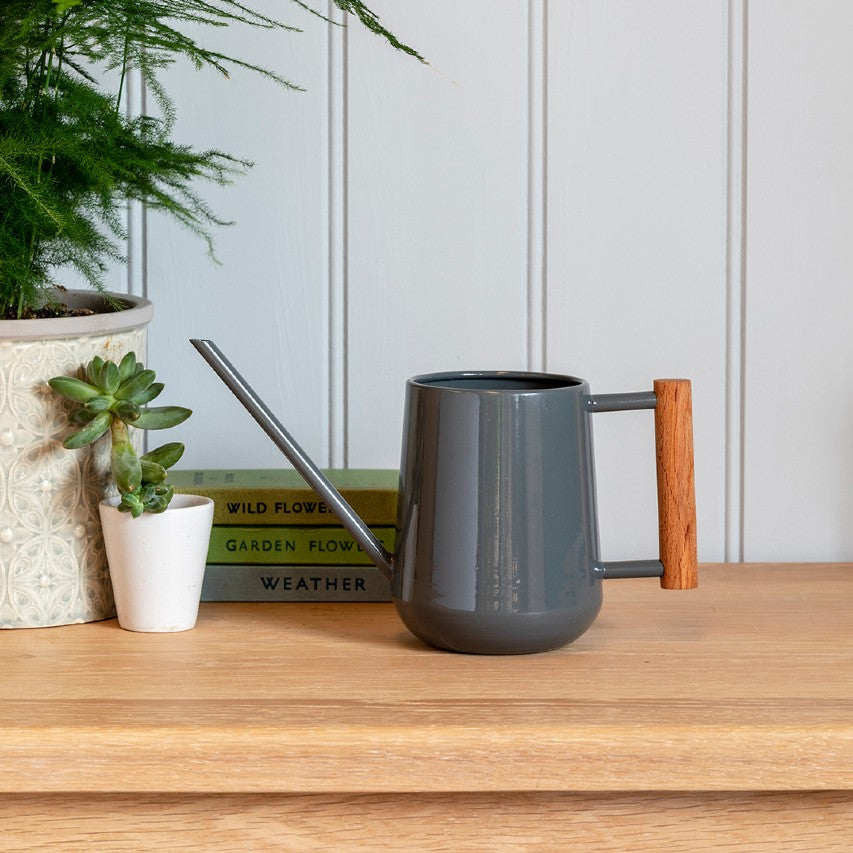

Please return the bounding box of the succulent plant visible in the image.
[49,352,191,517]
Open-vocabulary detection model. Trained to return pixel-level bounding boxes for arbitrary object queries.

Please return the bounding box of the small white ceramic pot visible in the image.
[98,494,214,632]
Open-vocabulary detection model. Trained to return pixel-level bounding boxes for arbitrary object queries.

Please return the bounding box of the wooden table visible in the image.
[1,563,851,850]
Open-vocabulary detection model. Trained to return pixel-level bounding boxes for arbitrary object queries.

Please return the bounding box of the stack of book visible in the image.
[169,469,398,602]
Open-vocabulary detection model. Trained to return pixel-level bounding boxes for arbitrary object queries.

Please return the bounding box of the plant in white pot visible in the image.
[49,351,213,632]
[0,2,420,627]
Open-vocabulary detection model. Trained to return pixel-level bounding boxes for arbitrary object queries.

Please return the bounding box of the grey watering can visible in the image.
[192,339,697,655]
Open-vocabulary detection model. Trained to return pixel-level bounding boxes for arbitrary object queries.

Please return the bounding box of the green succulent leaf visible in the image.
[115,369,156,401]
[123,481,175,514]
[118,352,137,383]
[67,408,97,427]
[84,394,114,413]
[114,400,141,422]
[146,484,174,513]
[135,382,165,405]
[86,357,105,387]
[96,362,112,391]
[102,361,121,395]
[141,442,185,470]
[63,411,112,448]
[48,376,101,403]
[96,358,114,390]
[119,492,145,518]
[134,406,192,430]
[139,459,167,484]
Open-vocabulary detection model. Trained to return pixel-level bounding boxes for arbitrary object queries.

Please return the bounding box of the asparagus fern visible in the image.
[49,352,191,517]
[0,1,422,318]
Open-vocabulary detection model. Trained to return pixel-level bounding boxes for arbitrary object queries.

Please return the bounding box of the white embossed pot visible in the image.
[0,291,152,628]
[99,494,214,633]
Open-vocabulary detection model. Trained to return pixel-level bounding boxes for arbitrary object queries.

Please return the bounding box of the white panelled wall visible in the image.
[112,1,853,563]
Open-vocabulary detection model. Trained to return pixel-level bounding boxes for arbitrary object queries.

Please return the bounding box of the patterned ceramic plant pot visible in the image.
[0,291,152,628]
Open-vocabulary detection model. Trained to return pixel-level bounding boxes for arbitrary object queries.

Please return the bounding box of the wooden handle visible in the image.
[654,379,698,589]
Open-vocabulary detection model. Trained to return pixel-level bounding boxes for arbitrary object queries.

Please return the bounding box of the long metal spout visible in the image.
[190,339,394,581]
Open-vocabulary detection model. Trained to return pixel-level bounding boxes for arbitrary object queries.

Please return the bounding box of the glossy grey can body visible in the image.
[392,372,603,654]
[193,342,693,656]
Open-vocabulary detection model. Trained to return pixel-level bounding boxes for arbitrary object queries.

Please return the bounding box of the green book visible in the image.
[201,564,392,602]
[207,524,396,565]
[170,468,398,525]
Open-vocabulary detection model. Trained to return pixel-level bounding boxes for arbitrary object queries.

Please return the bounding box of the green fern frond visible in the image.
[0,0,422,318]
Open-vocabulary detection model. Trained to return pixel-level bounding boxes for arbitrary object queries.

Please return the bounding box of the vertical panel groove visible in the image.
[527,0,547,372]
[125,68,148,453]
[726,0,748,561]
[328,2,348,467]
[125,68,147,300]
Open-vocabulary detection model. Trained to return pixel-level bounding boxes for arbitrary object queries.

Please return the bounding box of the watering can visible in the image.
[192,340,698,655]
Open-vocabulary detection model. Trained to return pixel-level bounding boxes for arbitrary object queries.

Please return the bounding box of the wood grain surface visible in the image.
[2,564,851,848]
[1,792,851,852]
[654,379,698,588]
[1,564,850,797]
